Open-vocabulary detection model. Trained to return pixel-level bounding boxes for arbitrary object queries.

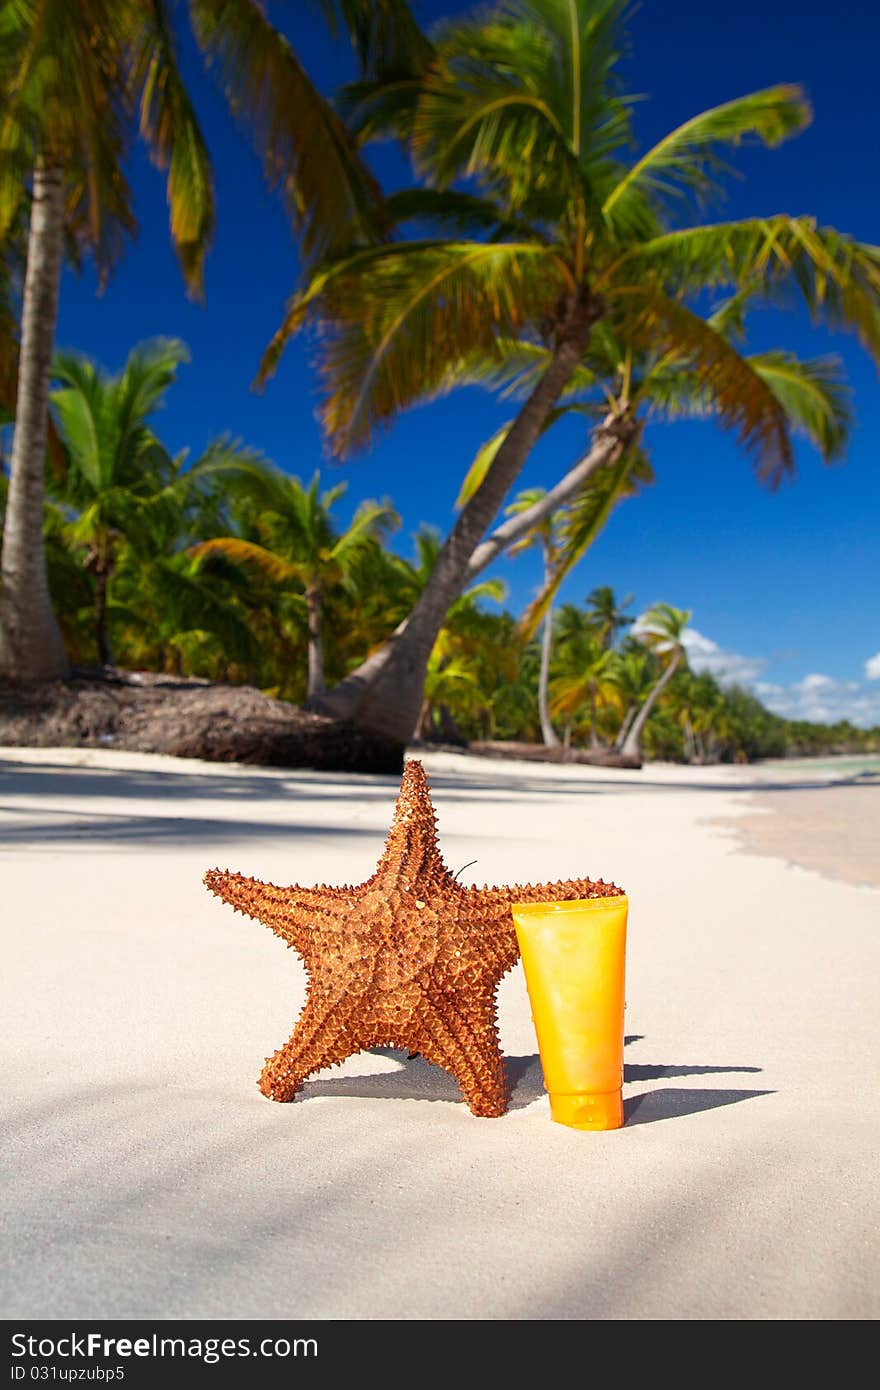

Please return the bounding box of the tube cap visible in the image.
[549,1090,624,1131]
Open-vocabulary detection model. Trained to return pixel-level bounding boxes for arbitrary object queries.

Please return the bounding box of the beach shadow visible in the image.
[2,756,876,859]
[295,1045,769,1122]
[3,753,875,812]
[0,804,385,847]
[624,1088,774,1124]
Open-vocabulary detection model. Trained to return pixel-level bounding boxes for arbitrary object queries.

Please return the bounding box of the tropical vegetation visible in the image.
[0,0,426,680]
[2,333,876,764]
[1,0,878,766]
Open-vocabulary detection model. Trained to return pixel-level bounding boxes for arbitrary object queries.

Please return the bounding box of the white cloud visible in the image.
[757,673,880,726]
[678,631,880,728]
[681,627,768,686]
[797,673,836,692]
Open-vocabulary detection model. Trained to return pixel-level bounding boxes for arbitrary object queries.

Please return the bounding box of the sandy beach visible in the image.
[2,745,878,1322]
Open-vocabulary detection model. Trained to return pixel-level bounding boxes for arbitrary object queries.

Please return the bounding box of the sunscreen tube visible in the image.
[512,895,628,1130]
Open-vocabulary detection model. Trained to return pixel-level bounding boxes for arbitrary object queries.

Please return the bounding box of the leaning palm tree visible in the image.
[618,603,692,760]
[261,0,880,746]
[610,645,653,754]
[191,466,398,706]
[458,294,852,633]
[0,0,426,681]
[502,488,567,746]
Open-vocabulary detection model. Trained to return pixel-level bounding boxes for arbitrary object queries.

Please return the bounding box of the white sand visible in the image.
[1,746,877,1321]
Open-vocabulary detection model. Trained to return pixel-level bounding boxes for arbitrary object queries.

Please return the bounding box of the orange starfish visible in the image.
[204,759,623,1117]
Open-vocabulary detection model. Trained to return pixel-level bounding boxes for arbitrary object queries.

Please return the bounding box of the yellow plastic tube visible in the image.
[512,895,628,1130]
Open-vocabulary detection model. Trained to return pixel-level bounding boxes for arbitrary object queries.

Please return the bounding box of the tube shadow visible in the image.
[624,1088,774,1124]
[293,1046,770,1124]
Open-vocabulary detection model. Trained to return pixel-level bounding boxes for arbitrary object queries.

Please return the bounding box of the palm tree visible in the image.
[191,467,398,707]
[436,295,851,757]
[675,671,732,765]
[502,487,566,746]
[262,0,880,745]
[451,292,853,592]
[611,645,653,754]
[112,544,261,681]
[49,338,192,664]
[618,603,691,760]
[0,0,426,681]
[416,576,508,743]
[548,608,623,749]
[585,585,634,649]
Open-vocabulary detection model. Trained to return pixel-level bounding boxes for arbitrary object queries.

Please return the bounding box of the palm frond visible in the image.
[148,554,260,664]
[189,0,389,265]
[184,440,291,514]
[633,601,692,650]
[748,351,852,463]
[189,535,297,585]
[610,286,796,485]
[330,497,400,562]
[128,2,216,298]
[261,240,568,454]
[316,0,433,79]
[645,348,853,468]
[412,0,631,214]
[115,337,190,435]
[385,187,542,241]
[50,339,188,495]
[338,74,427,145]
[49,380,103,491]
[601,86,811,236]
[1,0,136,272]
[616,217,880,364]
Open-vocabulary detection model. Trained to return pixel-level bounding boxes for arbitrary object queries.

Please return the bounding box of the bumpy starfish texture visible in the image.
[205,759,623,1117]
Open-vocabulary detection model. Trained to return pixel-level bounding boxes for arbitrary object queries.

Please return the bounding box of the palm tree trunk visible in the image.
[538,596,559,748]
[619,652,681,761]
[416,696,433,742]
[682,714,695,763]
[95,567,112,666]
[0,161,69,681]
[614,702,636,752]
[588,684,600,749]
[317,304,601,742]
[464,414,637,584]
[304,582,325,707]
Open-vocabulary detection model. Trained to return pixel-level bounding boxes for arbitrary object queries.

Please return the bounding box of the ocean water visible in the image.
[759,753,880,778]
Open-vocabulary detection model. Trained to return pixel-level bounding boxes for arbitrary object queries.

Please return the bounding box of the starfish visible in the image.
[204,759,623,1117]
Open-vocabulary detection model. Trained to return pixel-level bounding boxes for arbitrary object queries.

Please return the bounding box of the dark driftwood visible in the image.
[0,668,405,775]
[463,740,642,769]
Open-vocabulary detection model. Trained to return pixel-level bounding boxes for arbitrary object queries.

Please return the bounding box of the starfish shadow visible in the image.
[296,1046,772,1123]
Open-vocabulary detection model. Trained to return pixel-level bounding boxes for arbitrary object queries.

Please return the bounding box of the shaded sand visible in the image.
[1,746,878,1321]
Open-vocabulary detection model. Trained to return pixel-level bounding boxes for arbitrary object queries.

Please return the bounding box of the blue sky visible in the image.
[53,0,880,726]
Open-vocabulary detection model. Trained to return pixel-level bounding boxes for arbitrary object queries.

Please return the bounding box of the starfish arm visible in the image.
[413,997,508,1118]
[460,878,625,975]
[457,886,522,974]
[259,994,359,1103]
[504,876,624,905]
[203,869,341,956]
